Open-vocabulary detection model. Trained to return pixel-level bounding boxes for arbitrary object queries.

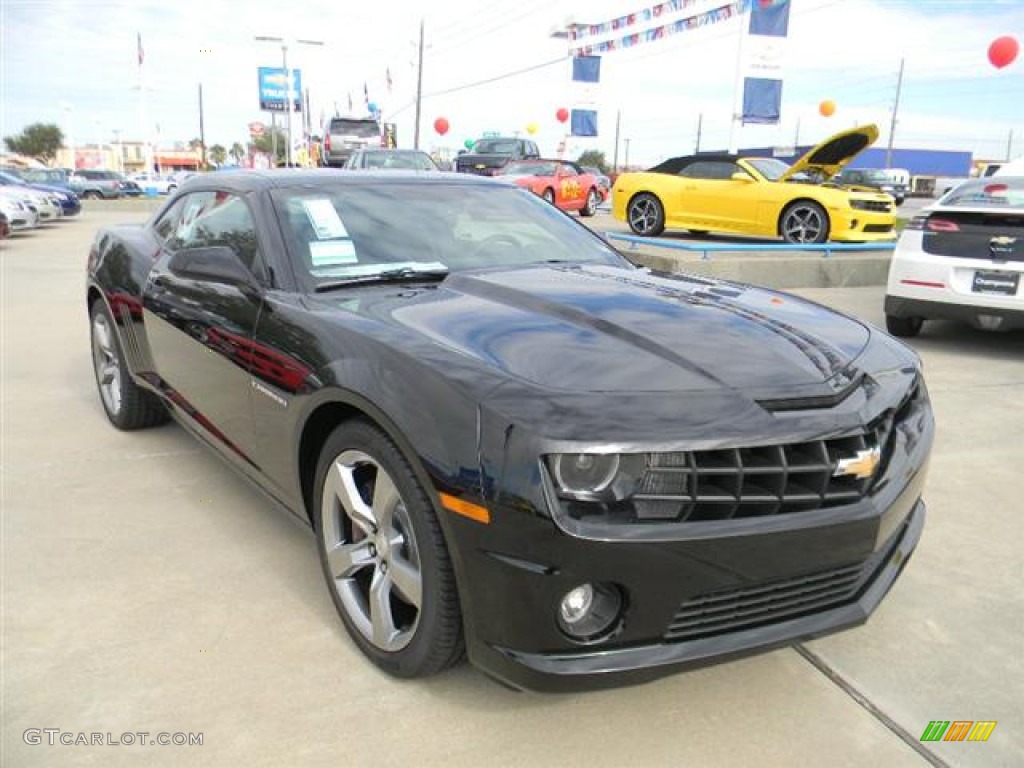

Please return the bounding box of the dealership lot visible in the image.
[3,209,1021,767]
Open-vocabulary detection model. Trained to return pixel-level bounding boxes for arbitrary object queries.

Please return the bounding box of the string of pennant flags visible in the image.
[568,0,702,42]
[571,0,750,56]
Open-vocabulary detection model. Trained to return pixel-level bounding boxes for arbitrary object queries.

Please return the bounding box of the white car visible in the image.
[0,196,40,230]
[129,173,176,194]
[885,176,1024,335]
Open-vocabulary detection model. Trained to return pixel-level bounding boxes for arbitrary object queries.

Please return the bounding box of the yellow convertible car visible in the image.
[612,125,897,243]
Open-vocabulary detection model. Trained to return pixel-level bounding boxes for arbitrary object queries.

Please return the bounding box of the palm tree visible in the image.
[208,144,227,167]
[229,142,245,165]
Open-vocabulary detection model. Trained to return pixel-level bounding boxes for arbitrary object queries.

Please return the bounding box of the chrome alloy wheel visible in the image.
[782,204,827,243]
[91,310,122,416]
[320,450,423,652]
[627,194,664,236]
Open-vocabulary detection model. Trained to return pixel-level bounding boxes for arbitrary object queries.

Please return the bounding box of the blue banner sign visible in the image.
[258,67,303,112]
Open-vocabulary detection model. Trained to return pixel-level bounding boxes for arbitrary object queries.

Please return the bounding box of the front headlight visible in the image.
[546,453,645,501]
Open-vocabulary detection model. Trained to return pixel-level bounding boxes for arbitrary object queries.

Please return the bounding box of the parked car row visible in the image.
[0,169,81,236]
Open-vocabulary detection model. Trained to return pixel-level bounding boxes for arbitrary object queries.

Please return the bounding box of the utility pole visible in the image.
[885,57,904,169]
[612,109,621,172]
[624,138,631,170]
[794,117,800,148]
[695,113,703,154]
[1007,129,1015,161]
[197,83,207,169]
[413,18,425,150]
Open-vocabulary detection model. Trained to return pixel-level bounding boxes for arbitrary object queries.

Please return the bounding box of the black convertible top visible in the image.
[647,154,739,175]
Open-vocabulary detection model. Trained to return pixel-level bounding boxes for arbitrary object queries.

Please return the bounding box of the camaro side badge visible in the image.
[251,380,288,408]
[834,445,881,479]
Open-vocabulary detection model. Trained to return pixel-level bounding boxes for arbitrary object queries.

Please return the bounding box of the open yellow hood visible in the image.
[778,124,879,182]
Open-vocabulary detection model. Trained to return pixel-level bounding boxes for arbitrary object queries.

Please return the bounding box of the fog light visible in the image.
[556,582,623,642]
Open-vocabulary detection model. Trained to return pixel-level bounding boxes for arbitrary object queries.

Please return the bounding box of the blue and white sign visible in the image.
[258,67,302,112]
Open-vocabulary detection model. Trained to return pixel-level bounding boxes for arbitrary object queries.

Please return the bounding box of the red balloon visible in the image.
[988,36,1019,69]
[555,107,569,124]
[433,117,450,136]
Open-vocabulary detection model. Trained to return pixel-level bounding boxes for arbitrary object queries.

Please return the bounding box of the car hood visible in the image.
[778,125,879,182]
[347,264,872,399]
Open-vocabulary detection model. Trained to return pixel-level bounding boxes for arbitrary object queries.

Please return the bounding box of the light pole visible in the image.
[255,35,323,166]
[112,129,124,173]
[60,102,74,170]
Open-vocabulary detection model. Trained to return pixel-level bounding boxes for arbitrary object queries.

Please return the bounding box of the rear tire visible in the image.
[313,419,464,678]
[885,314,923,338]
[90,300,168,430]
[83,191,101,200]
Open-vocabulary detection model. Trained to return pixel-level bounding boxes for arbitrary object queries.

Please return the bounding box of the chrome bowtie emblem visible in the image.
[834,445,881,479]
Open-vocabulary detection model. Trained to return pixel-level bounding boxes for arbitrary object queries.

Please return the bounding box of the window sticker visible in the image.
[310,240,358,266]
[302,198,349,239]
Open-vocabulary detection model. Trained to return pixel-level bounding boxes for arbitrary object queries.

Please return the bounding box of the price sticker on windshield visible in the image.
[302,198,349,240]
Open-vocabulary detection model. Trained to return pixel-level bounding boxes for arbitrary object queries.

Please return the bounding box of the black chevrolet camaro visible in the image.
[86,170,933,691]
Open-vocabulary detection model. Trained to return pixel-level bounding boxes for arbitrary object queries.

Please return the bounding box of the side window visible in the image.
[152,197,188,243]
[560,163,578,177]
[679,161,742,180]
[168,191,263,275]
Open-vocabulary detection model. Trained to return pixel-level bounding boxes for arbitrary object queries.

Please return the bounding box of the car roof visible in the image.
[178,169,502,194]
[648,154,738,174]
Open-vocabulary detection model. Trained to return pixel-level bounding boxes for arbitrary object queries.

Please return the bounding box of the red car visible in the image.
[499,159,602,217]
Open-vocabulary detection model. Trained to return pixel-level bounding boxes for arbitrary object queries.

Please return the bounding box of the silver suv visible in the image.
[322,117,382,168]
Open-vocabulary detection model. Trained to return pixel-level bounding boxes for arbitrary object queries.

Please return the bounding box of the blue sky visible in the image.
[1,0,1021,166]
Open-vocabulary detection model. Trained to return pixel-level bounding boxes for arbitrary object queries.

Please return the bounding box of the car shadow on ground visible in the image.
[911,320,1023,360]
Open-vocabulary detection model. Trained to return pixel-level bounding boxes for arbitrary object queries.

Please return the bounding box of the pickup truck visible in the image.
[454,137,540,176]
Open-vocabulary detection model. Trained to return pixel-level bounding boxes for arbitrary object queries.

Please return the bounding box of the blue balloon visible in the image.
[368,102,378,113]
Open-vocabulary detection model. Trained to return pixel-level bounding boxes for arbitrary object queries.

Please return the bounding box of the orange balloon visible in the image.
[819,100,836,117]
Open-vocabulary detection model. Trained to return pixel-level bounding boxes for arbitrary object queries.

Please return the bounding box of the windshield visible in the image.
[330,120,380,139]
[20,169,67,184]
[470,140,519,155]
[855,170,890,182]
[362,152,436,170]
[272,181,627,286]
[745,158,790,181]
[502,162,555,176]
[941,178,1024,207]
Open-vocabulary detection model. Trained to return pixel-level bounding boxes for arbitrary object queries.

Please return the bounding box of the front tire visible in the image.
[89,300,168,430]
[83,191,101,200]
[627,192,665,236]
[313,420,463,678]
[542,188,556,205]
[580,188,599,217]
[885,314,923,338]
[780,201,829,244]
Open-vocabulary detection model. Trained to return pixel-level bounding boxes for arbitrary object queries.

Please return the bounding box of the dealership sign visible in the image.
[257,67,302,112]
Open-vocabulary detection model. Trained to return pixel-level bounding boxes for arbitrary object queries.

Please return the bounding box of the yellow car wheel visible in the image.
[780,201,829,244]
[627,193,665,237]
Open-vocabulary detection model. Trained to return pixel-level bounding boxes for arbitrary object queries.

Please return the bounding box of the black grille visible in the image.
[863,223,894,232]
[857,201,892,213]
[633,427,888,522]
[666,559,869,641]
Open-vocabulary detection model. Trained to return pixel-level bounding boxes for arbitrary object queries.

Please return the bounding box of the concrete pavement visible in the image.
[2,211,1020,767]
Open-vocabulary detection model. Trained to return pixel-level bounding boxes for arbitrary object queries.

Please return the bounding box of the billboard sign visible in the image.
[257,67,302,112]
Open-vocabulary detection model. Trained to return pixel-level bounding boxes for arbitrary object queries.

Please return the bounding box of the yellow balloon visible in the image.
[526,122,539,136]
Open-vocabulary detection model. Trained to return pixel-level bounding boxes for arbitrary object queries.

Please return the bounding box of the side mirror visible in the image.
[457,149,467,156]
[168,246,258,289]
[730,172,753,182]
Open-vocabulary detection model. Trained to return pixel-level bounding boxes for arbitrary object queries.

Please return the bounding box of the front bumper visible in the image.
[444,373,932,692]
